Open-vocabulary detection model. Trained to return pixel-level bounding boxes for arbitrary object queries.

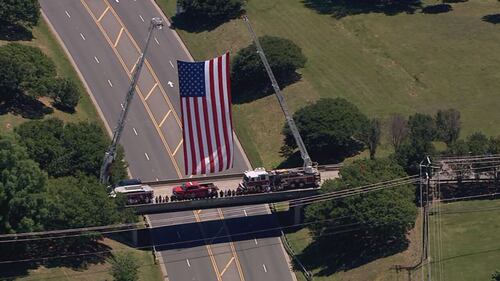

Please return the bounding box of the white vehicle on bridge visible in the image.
[110,179,154,205]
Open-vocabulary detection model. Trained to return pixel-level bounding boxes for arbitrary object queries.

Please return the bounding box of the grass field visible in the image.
[429,199,500,281]
[0,18,102,136]
[11,238,162,281]
[281,199,500,281]
[283,213,423,281]
[157,0,500,167]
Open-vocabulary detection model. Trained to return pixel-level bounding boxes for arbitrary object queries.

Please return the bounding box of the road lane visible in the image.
[107,0,250,174]
[40,0,177,181]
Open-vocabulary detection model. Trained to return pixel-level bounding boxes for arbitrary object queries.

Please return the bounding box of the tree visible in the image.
[49,77,80,110]
[15,119,128,182]
[466,132,490,155]
[178,0,243,21]
[394,113,437,173]
[45,175,135,230]
[360,118,381,160]
[0,138,49,234]
[0,55,23,100]
[435,108,460,145]
[109,252,140,281]
[283,98,369,163]
[492,271,500,281]
[389,114,408,150]
[231,36,307,102]
[304,158,417,256]
[0,43,56,97]
[448,139,469,156]
[0,0,40,28]
[408,113,436,143]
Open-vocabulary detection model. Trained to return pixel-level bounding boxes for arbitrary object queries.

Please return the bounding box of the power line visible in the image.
[0,175,419,242]
[0,215,364,265]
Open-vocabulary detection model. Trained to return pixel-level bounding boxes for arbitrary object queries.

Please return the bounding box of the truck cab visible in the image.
[238,168,271,193]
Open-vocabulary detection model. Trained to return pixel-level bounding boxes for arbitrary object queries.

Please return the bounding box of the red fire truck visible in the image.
[171,181,219,200]
[237,167,321,194]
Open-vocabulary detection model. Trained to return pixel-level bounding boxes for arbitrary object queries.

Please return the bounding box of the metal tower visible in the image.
[100,17,164,184]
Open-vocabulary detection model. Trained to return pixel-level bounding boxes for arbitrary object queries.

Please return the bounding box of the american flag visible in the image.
[177,53,234,175]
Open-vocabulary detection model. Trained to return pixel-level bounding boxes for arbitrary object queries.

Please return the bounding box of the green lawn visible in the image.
[281,199,500,281]
[284,213,423,281]
[0,18,103,136]
[429,199,500,281]
[157,0,500,168]
[12,238,162,281]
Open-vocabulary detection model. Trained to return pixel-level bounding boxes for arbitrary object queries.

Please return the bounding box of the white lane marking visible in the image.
[107,79,113,87]
[154,37,160,45]
[144,153,150,160]
[133,128,138,135]
[65,10,71,18]
[243,209,248,217]
[262,264,267,273]
[80,33,86,40]
[186,259,191,267]
[115,0,119,2]
[139,15,145,22]
[120,103,124,110]
[254,238,258,245]
[94,56,100,64]
[169,60,175,68]
[167,81,174,87]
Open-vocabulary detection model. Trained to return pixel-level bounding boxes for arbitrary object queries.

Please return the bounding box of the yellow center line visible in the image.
[159,111,171,127]
[79,0,182,178]
[217,208,246,281]
[193,210,223,281]
[130,55,140,74]
[97,6,109,22]
[114,27,124,47]
[173,140,183,156]
[102,0,183,128]
[145,83,158,100]
[220,256,235,276]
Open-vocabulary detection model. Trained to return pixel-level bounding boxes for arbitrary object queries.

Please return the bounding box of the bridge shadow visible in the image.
[150,211,283,253]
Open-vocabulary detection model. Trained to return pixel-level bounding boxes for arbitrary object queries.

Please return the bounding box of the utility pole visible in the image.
[242,15,314,173]
[100,17,164,184]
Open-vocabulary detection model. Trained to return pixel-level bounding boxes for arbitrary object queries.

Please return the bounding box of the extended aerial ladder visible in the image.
[242,16,316,174]
[100,18,164,184]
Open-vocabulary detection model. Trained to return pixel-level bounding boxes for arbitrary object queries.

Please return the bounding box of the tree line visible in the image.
[0,118,131,272]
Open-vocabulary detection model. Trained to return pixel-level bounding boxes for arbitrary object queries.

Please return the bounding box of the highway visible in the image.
[40,0,296,280]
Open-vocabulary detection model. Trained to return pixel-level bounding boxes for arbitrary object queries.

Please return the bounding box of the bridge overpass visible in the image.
[130,165,341,213]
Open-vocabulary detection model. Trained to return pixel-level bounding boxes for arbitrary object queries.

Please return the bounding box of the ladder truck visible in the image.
[238,16,320,194]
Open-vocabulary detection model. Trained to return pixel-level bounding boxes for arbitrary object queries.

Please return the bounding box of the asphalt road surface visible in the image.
[40,0,296,280]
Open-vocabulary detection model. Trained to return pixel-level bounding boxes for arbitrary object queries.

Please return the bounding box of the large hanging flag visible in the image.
[177,53,234,175]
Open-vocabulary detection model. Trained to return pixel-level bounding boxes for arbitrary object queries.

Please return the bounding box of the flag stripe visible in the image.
[180,98,189,174]
[217,56,230,170]
[193,97,206,174]
[185,98,197,174]
[210,59,224,172]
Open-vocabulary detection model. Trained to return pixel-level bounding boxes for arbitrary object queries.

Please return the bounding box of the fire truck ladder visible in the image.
[242,15,315,173]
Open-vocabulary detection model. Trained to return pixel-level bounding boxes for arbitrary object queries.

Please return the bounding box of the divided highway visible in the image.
[40,0,296,280]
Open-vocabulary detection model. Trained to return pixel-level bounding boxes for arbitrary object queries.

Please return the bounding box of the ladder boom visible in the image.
[242,16,313,171]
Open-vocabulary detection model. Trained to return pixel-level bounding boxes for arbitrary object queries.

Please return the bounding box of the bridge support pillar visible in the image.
[293,205,303,225]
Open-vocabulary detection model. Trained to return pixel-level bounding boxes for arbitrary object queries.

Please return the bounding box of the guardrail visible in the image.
[143,164,342,187]
[131,188,320,214]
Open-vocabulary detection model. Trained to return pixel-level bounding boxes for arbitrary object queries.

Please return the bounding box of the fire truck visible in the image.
[237,167,321,194]
[171,181,219,200]
[110,179,154,205]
